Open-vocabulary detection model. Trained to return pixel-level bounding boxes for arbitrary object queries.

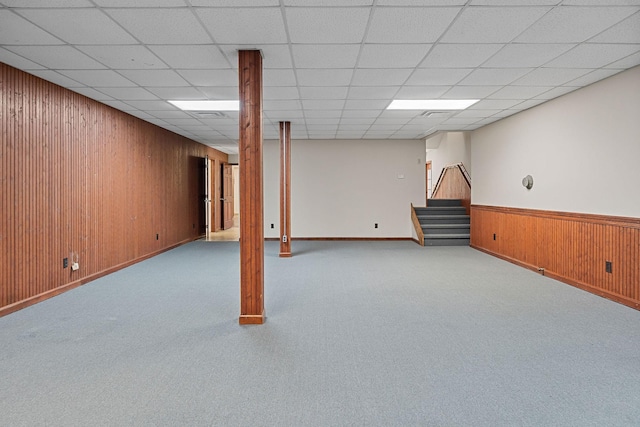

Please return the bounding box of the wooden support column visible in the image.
[279,121,292,257]
[238,50,265,325]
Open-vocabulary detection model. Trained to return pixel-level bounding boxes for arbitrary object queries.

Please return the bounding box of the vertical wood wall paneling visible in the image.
[238,50,265,325]
[470,205,640,310]
[432,166,471,214]
[0,62,228,316]
[279,121,292,257]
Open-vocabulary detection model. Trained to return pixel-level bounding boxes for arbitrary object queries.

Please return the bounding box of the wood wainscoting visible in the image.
[471,205,640,310]
[0,63,228,316]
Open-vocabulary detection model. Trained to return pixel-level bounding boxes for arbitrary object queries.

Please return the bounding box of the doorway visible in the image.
[221,163,235,230]
[426,161,433,202]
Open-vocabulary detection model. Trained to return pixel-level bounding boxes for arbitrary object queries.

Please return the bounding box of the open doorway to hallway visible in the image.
[203,163,239,242]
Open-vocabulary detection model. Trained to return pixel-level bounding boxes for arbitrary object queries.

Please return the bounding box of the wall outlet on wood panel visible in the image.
[63,258,68,269]
[606,261,612,274]
[493,233,496,240]
[156,234,159,240]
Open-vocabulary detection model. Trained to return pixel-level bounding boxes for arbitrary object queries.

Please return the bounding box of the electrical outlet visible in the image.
[374,223,378,229]
[271,224,274,229]
[493,233,496,241]
[606,261,612,274]
[156,234,159,240]
[63,258,68,269]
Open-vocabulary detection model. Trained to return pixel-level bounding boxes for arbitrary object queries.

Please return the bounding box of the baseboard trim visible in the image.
[471,244,640,311]
[239,312,265,325]
[0,236,199,318]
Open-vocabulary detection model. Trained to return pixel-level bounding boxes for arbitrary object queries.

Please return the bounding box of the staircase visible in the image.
[414,199,470,246]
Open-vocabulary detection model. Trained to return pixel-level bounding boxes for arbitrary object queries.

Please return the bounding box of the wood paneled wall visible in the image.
[471,205,640,310]
[0,63,227,315]
[431,165,471,213]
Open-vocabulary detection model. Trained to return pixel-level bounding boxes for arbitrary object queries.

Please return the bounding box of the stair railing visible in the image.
[431,162,471,199]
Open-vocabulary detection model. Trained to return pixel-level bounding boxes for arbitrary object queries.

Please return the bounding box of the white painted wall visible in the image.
[425,131,471,188]
[471,66,640,217]
[263,139,425,238]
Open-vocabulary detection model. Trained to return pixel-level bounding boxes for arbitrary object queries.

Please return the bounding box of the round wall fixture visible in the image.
[522,175,534,190]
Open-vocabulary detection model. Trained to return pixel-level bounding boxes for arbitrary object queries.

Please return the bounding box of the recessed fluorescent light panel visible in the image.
[387,99,479,110]
[168,100,239,111]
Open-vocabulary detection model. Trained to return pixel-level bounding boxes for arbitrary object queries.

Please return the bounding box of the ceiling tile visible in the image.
[472,99,524,109]
[197,86,241,99]
[512,68,591,86]
[105,9,212,44]
[192,0,279,5]
[562,0,640,4]
[0,47,45,70]
[488,85,553,99]
[145,87,207,99]
[101,100,137,111]
[286,7,370,43]
[264,86,300,100]
[379,0,467,4]
[0,10,62,45]
[196,8,288,44]
[515,7,638,43]
[303,110,343,118]
[17,9,137,45]
[592,11,640,43]
[470,0,559,3]
[452,109,501,118]
[58,70,136,87]
[347,86,400,99]
[459,68,532,85]
[344,99,390,109]
[291,44,360,68]
[566,69,626,86]
[94,87,158,100]
[77,45,167,69]
[605,51,640,68]
[264,69,298,86]
[296,69,353,86]
[405,68,472,85]
[366,7,460,43]
[93,0,185,6]
[441,7,550,43]
[351,68,413,86]
[393,85,450,98]
[421,43,503,68]
[6,46,105,69]
[340,110,381,118]
[264,100,302,110]
[149,45,229,69]
[119,69,190,86]
[124,100,181,110]
[220,45,292,69]
[534,86,581,99]
[545,44,640,68]
[302,100,345,109]
[358,44,432,68]
[443,85,498,98]
[148,110,194,119]
[284,0,373,5]
[2,0,92,5]
[177,69,238,87]
[299,86,349,99]
[483,43,575,68]
[25,70,85,87]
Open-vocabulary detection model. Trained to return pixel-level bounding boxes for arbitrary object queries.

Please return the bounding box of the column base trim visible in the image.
[239,312,265,325]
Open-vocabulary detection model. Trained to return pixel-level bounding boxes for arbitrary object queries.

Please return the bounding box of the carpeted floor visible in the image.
[1,241,639,426]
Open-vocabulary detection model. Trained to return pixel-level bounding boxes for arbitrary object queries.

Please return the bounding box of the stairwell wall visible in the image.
[263,139,425,238]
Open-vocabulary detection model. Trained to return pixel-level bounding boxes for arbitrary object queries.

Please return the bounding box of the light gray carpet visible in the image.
[1,241,639,426]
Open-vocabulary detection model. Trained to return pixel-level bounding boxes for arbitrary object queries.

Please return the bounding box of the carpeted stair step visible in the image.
[417,214,470,225]
[421,224,470,234]
[425,199,463,207]
[415,206,466,215]
[424,233,470,246]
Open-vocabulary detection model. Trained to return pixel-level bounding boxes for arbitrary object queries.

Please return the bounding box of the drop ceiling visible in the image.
[1,0,639,154]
